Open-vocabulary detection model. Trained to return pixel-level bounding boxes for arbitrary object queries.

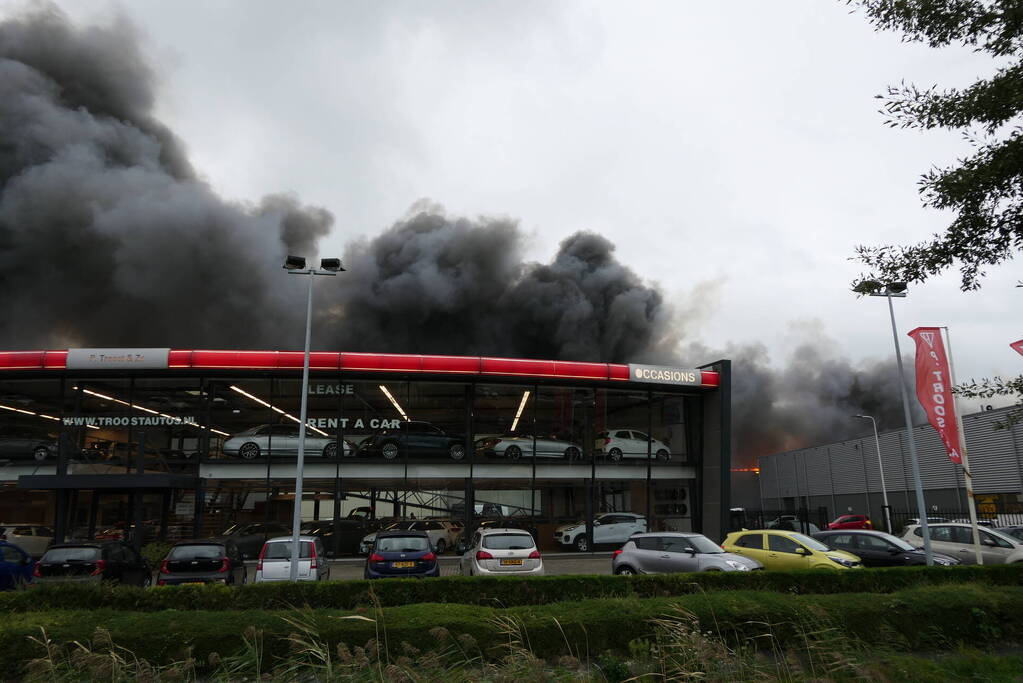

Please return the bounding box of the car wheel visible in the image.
[615,566,636,575]
[239,442,260,460]
[449,444,466,460]
[656,449,671,462]
[436,539,447,554]
[608,447,623,462]
[565,447,581,461]
[33,446,49,462]
[574,535,589,552]
[505,445,522,461]
[382,442,399,460]
[323,442,338,458]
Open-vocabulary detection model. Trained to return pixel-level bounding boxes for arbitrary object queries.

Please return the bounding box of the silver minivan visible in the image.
[901,523,1023,564]
[459,528,544,576]
[612,532,761,574]
[254,536,330,582]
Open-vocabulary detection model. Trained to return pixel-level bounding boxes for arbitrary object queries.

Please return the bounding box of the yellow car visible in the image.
[723,529,862,570]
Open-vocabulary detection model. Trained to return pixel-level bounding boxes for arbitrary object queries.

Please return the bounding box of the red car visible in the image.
[827,514,872,530]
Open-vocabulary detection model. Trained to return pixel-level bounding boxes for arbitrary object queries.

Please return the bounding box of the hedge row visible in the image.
[1,584,1021,674]
[2,564,1021,613]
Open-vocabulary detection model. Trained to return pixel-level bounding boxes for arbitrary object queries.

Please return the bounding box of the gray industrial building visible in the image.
[758,405,1023,519]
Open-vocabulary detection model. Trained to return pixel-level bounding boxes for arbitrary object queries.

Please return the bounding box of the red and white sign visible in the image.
[1011,339,1023,357]
[908,327,962,464]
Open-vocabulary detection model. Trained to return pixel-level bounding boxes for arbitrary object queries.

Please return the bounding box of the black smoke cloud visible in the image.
[0,6,918,465]
[0,6,330,349]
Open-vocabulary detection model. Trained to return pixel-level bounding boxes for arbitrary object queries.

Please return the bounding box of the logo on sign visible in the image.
[920,331,936,348]
[629,364,700,385]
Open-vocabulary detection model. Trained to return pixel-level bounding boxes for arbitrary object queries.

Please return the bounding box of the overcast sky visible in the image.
[8,0,1021,407]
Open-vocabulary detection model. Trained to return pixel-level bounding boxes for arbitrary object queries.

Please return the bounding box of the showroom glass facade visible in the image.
[0,361,725,553]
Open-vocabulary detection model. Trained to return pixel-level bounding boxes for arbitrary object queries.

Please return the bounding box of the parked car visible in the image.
[996,526,1023,543]
[827,515,872,530]
[217,522,291,559]
[459,528,543,576]
[765,515,821,534]
[898,517,948,535]
[901,523,1023,564]
[722,529,862,570]
[453,518,539,555]
[0,524,53,557]
[33,541,151,586]
[156,540,247,585]
[474,433,582,460]
[301,517,387,557]
[357,421,466,460]
[612,532,760,575]
[0,541,34,590]
[222,424,355,460]
[595,430,671,462]
[0,426,58,462]
[359,520,459,555]
[254,536,330,582]
[555,512,647,552]
[365,530,439,579]
[813,530,959,567]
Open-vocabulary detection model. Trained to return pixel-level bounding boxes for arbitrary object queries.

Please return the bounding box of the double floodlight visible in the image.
[283,255,345,273]
[852,279,908,297]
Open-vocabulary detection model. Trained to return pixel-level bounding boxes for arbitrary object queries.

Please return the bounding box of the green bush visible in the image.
[2,564,1021,613]
[2,584,1022,676]
[140,541,173,567]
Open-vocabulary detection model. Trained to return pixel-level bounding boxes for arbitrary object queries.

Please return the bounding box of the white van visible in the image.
[253,536,330,582]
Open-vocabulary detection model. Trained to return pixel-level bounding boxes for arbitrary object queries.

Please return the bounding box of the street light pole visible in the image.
[284,256,342,581]
[854,414,891,533]
[868,285,933,565]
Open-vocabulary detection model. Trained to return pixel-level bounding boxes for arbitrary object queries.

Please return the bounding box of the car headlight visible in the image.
[725,560,749,571]
[829,556,857,567]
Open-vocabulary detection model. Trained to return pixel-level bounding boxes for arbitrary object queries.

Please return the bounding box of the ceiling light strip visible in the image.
[228,385,329,437]
[510,390,531,432]
[379,385,410,421]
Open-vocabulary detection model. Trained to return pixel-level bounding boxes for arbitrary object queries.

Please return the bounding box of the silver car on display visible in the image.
[901,523,1023,564]
[475,433,583,460]
[222,424,355,459]
[595,429,672,462]
[555,512,647,552]
[612,532,761,574]
[459,528,544,576]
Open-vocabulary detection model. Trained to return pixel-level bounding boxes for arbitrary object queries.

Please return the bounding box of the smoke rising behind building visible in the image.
[0,6,919,465]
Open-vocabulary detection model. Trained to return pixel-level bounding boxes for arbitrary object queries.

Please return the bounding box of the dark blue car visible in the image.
[0,542,34,590]
[364,530,439,579]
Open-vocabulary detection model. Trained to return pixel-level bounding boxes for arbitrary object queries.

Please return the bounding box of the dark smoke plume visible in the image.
[0,6,331,349]
[0,6,920,467]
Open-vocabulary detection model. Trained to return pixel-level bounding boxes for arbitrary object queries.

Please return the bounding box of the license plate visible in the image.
[500,559,523,566]
[392,561,415,568]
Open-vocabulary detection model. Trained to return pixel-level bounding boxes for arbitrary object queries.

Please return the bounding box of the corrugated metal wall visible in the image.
[759,405,1023,506]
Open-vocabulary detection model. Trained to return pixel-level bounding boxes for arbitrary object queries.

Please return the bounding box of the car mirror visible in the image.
[982,538,996,547]
[686,548,697,556]
[887,546,901,554]
[592,521,601,526]
[795,547,808,555]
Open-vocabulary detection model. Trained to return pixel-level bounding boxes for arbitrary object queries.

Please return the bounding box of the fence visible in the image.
[732,505,1023,537]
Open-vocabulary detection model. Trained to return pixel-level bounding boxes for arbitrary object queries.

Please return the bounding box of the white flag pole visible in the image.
[942,326,984,565]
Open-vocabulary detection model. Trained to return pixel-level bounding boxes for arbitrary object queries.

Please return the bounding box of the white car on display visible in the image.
[359,520,460,555]
[475,433,583,460]
[0,523,53,557]
[222,424,356,459]
[595,430,672,462]
[459,528,544,576]
[555,512,648,552]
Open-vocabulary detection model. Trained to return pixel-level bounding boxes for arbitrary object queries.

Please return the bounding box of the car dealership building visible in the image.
[0,348,731,552]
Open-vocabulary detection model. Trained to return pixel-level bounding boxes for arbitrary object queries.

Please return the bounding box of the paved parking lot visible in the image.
[307,552,613,580]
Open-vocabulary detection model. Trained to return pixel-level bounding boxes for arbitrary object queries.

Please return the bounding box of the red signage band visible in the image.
[0,349,721,388]
[908,327,963,465]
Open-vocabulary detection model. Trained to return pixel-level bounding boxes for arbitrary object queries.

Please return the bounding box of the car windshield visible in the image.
[482,533,534,550]
[43,547,99,562]
[687,535,724,554]
[168,544,224,560]
[876,533,915,551]
[220,524,245,536]
[790,533,830,551]
[383,521,416,532]
[376,536,429,552]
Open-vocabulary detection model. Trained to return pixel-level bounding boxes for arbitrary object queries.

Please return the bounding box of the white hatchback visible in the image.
[460,528,543,576]
[254,536,330,582]
[595,430,671,462]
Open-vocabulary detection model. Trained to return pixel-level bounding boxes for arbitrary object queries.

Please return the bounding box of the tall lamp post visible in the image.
[856,280,933,565]
[284,255,343,580]
[853,414,891,533]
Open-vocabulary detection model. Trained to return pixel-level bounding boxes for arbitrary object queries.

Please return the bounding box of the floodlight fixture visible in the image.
[284,255,306,270]
[320,258,344,272]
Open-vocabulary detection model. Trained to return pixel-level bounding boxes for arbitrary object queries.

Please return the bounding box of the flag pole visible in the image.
[941,326,984,565]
